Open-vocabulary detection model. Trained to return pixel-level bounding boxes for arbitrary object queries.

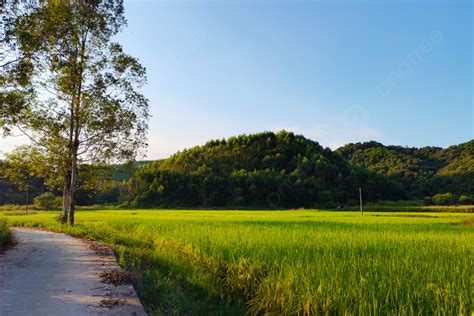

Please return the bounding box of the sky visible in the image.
[0,0,472,159]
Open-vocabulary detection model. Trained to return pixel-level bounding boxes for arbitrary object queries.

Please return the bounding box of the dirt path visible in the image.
[0,228,146,316]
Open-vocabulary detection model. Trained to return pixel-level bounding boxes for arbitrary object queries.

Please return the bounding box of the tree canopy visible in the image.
[126,131,407,208]
[337,140,474,199]
[1,132,472,208]
[0,0,149,224]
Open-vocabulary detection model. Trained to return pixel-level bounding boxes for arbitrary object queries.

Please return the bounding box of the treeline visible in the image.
[0,161,137,207]
[0,161,44,205]
[1,131,473,208]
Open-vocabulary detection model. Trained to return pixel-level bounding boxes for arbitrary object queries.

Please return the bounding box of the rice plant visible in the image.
[3,210,473,315]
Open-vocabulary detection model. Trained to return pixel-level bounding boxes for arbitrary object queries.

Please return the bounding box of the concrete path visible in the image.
[0,228,146,316]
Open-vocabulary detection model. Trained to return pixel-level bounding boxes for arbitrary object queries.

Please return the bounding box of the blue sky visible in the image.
[1,0,472,159]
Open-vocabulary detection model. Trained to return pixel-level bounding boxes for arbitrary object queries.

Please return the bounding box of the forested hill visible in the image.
[336,140,474,199]
[159,131,348,175]
[127,131,404,208]
[2,132,473,208]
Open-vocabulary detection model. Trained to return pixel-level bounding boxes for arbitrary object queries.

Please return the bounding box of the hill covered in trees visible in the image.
[126,131,406,208]
[337,140,474,201]
[2,132,472,208]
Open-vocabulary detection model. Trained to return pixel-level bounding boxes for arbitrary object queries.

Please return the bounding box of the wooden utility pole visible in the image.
[359,187,363,216]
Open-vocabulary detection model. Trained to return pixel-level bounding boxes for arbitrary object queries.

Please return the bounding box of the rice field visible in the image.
[1,210,473,315]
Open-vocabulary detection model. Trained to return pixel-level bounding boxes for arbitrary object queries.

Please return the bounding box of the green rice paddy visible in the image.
[2,210,473,315]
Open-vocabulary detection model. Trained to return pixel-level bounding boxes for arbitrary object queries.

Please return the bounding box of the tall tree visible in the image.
[0,0,149,225]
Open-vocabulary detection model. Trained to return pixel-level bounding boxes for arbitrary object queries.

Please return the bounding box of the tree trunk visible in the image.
[69,168,76,226]
[69,145,79,226]
[61,172,71,224]
[25,190,29,215]
[67,32,86,227]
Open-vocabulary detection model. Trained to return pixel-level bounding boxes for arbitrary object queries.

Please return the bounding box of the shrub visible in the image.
[423,196,433,206]
[0,204,23,211]
[431,192,457,206]
[0,219,12,249]
[458,195,473,205]
[33,192,62,210]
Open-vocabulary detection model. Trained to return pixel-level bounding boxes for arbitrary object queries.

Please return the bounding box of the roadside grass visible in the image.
[1,210,473,315]
[0,218,13,251]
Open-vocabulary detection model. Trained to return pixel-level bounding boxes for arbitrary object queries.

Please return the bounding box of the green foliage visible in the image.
[425,192,474,206]
[126,134,472,209]
[0,146,48,190]
[458,194,473,205]
[111,161,152,182]
[0,218,12,249]
[1,131,472,209]
[4,210,473,315]
[435,141,474,175]
[431,193,457,206]
[1,0,149,224]
[75,179,126,206]
[33,192,61,210]
[127,131,403,208]
[0,157,45,205]
[337,140,474,199]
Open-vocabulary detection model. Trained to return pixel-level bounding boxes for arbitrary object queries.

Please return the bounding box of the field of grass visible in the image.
[344,203,474,213]
[1,210,473,315]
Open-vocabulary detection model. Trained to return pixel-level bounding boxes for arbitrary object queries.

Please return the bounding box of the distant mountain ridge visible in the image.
[336,139,474,198]
[337,140,473,174]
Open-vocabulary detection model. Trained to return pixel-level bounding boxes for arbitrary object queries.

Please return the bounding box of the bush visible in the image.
[0,219,12,248]
[0,204,23,211]
[33,192,62,210]
[1,210,38,216]
[431,192,457,206]
[423,196,433,206]
[458,195,473,205]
